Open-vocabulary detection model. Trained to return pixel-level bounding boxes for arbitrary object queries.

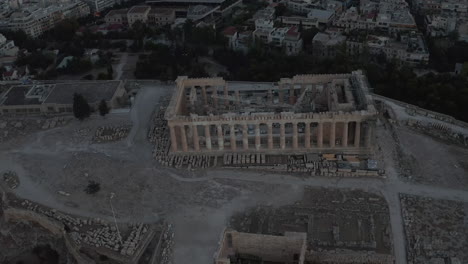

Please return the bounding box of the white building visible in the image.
[347,32,429,65]
[425,14,457,37]
[127,5,151,26]
[0,34,19,57]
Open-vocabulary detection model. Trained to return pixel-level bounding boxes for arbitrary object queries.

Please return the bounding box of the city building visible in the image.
[127,5,151,26]
[147,8,175,26]
[0,34,19,58]
[280,16,320,30]
[82,0,118,13]
[283,26,303,55]
[286,0,321,14]
[252,6,275,20]
[0,81,127,115]
[312,30,346,59]
[253,19,274,43]
[347,32,429,65]
[307,9,335,26]
[105,8,128,24]
[425,14,457,37]
[164,71,377,155]
[335,0,417,34]
[0,1,90,38]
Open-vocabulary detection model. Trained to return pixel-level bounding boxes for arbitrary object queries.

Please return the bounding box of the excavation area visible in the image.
[1,80,468,264]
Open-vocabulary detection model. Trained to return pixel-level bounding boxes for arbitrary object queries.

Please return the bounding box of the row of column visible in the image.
[169,121,370,152]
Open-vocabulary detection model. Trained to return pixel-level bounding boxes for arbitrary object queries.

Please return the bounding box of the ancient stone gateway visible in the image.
[165,71,377,155]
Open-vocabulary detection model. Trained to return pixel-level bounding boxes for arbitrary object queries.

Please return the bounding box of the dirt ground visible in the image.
[400,194,468,264]
[395,126,468,190]
[229,187,393,255]
[2,86,468,264]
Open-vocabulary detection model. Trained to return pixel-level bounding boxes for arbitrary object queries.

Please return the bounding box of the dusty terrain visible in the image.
[1,85,468,264]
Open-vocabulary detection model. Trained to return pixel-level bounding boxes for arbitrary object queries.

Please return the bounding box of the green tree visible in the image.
[275,4,287,17]
[107,64,113,79]
[73,93,91,120]
[98,99,110,117]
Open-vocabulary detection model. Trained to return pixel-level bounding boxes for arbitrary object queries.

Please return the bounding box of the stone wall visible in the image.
[3,207,65,236]
[216,230,307,263]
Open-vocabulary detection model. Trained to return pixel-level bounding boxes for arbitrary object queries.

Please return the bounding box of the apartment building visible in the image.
[127,5,151,26]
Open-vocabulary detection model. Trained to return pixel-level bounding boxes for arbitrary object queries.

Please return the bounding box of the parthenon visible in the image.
[165,70,377,154]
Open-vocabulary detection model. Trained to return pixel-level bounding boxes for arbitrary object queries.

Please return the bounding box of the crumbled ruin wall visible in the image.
[3,208,64,236]
[3,207,96,264]
[227,231,306,262]
[306,251,395,264]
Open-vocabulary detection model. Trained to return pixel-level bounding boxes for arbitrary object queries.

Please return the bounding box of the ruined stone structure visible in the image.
[165,70,377,155]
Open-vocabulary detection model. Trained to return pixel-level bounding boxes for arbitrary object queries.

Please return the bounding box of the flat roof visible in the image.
[43,81,121,105]
[2,85,41,106]
[106,9,128,16]
[128,6,151,14]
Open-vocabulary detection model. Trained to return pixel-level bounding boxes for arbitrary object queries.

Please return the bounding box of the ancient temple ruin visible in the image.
[165,70,377,154]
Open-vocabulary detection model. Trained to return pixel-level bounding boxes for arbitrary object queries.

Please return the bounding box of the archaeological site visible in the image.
[0,71,467,264]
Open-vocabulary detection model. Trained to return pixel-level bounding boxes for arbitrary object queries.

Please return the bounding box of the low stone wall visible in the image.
[3,207,96,264]
[4,207,65,236]
[372,94,468,129]
[308,250,395,264]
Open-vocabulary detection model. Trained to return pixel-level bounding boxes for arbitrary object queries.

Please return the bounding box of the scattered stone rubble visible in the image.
[159,224,174,264]
[41,117,71,130]
[72,128,91,143]
[93,125,131,143]
[8,196,156,260]
[2,170,19,189]
[400,194,467,264]
[223,153,267,166]
[406,119,468,146]
[164,154,215,169]
[221,153,385,178]
[0,117,71,142]
[149,97,171,163]
[230,188,393,260]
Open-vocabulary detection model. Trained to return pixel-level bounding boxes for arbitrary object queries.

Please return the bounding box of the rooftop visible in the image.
[128,6,151,14]
[44,81,121,105]
[106,9,128,17]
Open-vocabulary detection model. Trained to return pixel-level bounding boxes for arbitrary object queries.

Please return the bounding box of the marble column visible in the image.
[330,122,336,148]
[354,121,361,147]
[342,122,348,147]
[224,83,229,106]
[242,124,249,150]
[267,123,273,150]
[292,122,298,150]
[205,125,212,150]
[317,122,323,148]
[280,123,285,150]
[230,125,236,151]
[217,125,224,150]
[201,86,207,104]
[235,90,240,105]
[193,125,199,151]
[304,123,311,149]
[278,84,284,103]
[289,84,295,104]
[365,123,372,147]
[213,88,218,108]
[255,124,261,150]
[268,89,273,104]
[169,125,177,152]
[180,125,188,152]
